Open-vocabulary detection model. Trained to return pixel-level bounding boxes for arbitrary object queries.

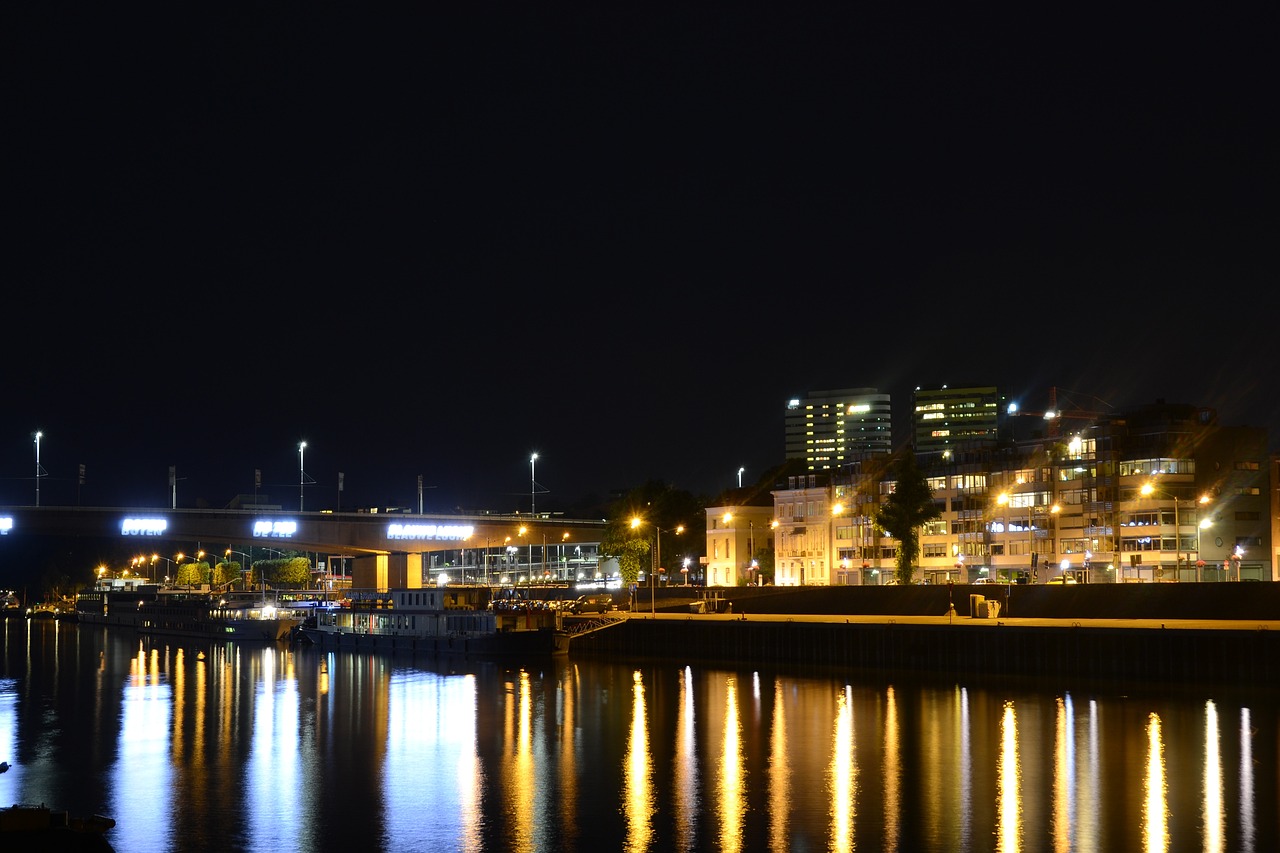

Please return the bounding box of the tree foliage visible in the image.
[873,451,941,585]
[599,480,707,587]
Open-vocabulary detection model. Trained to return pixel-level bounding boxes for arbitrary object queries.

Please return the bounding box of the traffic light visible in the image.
[1031,552,1038,568]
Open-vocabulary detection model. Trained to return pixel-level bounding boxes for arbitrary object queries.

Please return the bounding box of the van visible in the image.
[571,594,613,614]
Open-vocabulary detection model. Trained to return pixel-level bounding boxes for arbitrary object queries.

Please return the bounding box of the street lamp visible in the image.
[1196,516,1214,583]
[997,492,1032,584]
[632,517,683,614]
[177,550,207,588]
[530,453,538,517]
[151,554,176,586]
[34,431,44,507]
[298,441,307,512]
[226,549,253,589]
[737,467,745,489]
[1140,483,1211,582]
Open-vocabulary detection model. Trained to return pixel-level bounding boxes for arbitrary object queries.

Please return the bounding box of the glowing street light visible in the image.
[737,467,745,489]
[226,549,253,589]
[633,517,683,613]
[34,431,44,507]
[298,441,307,512]
[530,453,539,516]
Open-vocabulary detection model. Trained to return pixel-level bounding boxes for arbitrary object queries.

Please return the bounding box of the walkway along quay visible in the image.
[568,583,1280,685]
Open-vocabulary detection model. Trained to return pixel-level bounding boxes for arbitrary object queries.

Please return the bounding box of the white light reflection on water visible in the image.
[828,684,855,853]
[996,700,1022,852]
[247,647,301,852]
[380,668,481,853]
[1080,699,1100,850]
[1239,707,1255,853]
[717,675,745,853]
[1203,700,1224,853]
[673,666,699,853]
[1143,712,1168,853]
[623,669,654,853]
[112,641,172,853]
[768,678,790,852]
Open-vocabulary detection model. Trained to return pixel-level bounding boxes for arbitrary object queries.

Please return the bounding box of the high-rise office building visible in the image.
[784,388,891,471]
[912,385,1004,456]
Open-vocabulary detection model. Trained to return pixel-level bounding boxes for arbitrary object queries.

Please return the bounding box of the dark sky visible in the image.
[5,7,1277,517]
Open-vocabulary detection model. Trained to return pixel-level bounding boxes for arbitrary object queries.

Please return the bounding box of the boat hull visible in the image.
[75,585,303,641]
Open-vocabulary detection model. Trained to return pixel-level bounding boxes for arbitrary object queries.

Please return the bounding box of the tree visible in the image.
[598,480,707,588]
[274,557,312,588]
[873,451,941,585]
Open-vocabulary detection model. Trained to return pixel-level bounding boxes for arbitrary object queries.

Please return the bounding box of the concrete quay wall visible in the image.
[575,584,1280,684]
[570,618,1280,684]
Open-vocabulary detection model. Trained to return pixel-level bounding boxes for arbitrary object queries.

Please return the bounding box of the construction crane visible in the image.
[1007,386,1111,438]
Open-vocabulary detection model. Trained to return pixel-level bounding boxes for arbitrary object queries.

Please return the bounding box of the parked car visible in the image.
[570,594,614,614]
[1045,575,1078,585]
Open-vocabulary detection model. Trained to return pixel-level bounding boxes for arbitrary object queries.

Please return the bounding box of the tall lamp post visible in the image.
[530,453,538,516]
[1140,483,1211,582]
[226,549,253,589]
[997,492,1032,583]
[1196,516,1213,583]
[298,441,307,512]
[34,431,43,507]
[632,517,683,614]
[151,554,176,586]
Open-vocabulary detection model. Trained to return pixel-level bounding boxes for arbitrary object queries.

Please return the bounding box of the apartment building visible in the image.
[762,400,1274,585]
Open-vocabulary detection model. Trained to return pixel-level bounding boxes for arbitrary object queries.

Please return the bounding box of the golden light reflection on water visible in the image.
[717,675,745,853]
[503,669,536,853]
[8,625,1274,852]
[957,687,972,844]
[768,679,790,853]
[996,700,1022,852]
[1052,695,1072,853]
[674,666,699,853]
[1202,700,1223,853]
[1143,712,1168,853]
[558,664,578,850]
[882,684,900,851]
[828,684,855,853]
[623,669,654,853]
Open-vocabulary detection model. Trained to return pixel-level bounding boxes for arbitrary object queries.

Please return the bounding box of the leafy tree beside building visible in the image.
[873,451,941,585]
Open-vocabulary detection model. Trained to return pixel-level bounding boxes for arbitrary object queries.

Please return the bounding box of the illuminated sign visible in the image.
[253,520,298,538]
[121,517,168,535]
[386,523,475,541]
[0,517,11,535]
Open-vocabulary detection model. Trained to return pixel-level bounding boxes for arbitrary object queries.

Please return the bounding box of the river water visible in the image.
[1,617,1276,852]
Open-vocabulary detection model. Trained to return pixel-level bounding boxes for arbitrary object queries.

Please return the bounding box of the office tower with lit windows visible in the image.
[912,385,1004,456]
[784,388,891,472]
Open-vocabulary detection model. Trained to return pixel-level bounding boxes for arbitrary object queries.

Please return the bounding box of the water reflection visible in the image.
[1144,712,1168,852]
[0,620,1277,852]
[624,669,654,852]
[674,666,699,853]
[829,684,855,853]
[997,700,1022,852]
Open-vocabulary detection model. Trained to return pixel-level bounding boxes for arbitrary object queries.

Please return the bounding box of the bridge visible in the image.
[0,505,611,586]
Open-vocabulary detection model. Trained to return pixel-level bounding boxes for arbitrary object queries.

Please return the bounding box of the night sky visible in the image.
[5,7,1277,520]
